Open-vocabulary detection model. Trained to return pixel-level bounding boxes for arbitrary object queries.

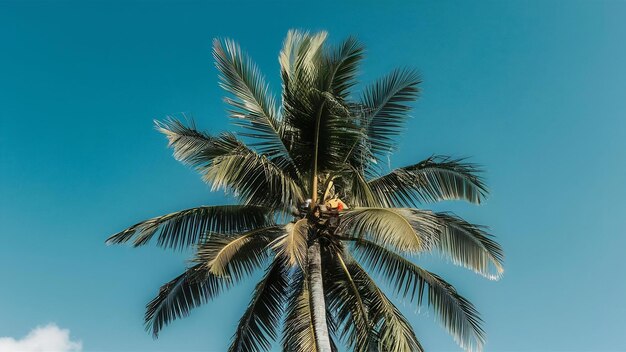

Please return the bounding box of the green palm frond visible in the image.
[156,118,303,210]
[433,213,504,279]
[106,205,270,249]
[282,270,318,352]
[202,139,304,210]
[194,226,280,278]
[279,30,328,81]
[348,261,423,352]
[229,258,289,352]
[270,219,309,268]
[145,264,229,337]
[323,251,370,352]
[213,39,297,172]
[368,156,488,206]
[359,68,421,164]
[338,207,440,252]
[352,239,485,351]
[325,36,364,100]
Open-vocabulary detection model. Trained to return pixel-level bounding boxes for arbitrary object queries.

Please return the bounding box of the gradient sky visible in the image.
[1,1,625,351]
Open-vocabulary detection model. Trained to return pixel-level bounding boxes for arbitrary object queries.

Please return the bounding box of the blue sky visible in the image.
[1,0,625,351]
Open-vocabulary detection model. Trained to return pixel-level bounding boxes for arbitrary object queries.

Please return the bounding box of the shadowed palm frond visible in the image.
[338,208,440,252]
[282,270,318,352]
[229,257,289,352]
[348,261,423,352]
[359,69,421,165]
[368,156,488,206]
[106,205,271,249]
[352,239,485,351]
[433,213,504,279]
[323,251,370,352]
[324,36,364,100]
[145,264,229,337]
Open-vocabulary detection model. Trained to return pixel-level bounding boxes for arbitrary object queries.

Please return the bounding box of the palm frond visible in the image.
[201,137,305,210]
[106,205,270,250]
[368,156,488,206]
[348,261,423,352]
[270,219,309,268]
[194,226,281,278]
[359,68,421,164]
[156,118,303,210]
[279,30,328,82]
[325,36,364,100]
[323,251,371,352]
[433,213,504,279]
[338,207,440,252]
[145,264,229,337]
[282,269,318,352]
[352,239,485,351]
[213,39,297,171]
[229,257,289,352]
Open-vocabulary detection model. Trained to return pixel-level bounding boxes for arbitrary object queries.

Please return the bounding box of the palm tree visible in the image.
[107,30,504,352]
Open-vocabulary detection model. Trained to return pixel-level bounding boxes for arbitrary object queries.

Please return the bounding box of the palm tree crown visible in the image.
[107,30,504,352]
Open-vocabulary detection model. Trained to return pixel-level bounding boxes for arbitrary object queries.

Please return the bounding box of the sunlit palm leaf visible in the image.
[352,239,485,351]
[229,258,289,352]
[348,261,423,352]
[145,264,229,337]
[433,212,504,279]
[338,207,439,252]
[280,30,328,81]
[194,226,280,278]
[368,156,488,206]
[213,39,297,171]
[106,205,270,249]
[270,219,309,268]
[156,118,303,210]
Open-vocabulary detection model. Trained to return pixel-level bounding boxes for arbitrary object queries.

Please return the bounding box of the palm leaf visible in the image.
[352,239,485,351]
[145,264,229,337]
[323,251,371,352]
[229,257,289,352]
[270,219,309,268]
[338,207,440,252]
[368,156,488,206]
[325,36,364,100]
[348,261,423,352]
[156,118,303,210]
[433,213,504,279]
[213,38,297,171]
[194,226,280,279]
[282,269,318,352]
[106,205,270,249]
[201,139,305,210]
[359,68,421,163]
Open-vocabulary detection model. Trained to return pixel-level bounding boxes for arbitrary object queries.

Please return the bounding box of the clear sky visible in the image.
[1,1,625,351]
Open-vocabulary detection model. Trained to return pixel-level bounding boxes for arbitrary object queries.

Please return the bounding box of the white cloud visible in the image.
[0,324,82,352]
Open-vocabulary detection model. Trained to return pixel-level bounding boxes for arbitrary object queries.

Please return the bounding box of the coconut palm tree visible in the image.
[106,30,504,352]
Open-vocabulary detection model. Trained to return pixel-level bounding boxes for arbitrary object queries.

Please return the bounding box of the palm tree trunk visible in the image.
[307,240,332,352]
